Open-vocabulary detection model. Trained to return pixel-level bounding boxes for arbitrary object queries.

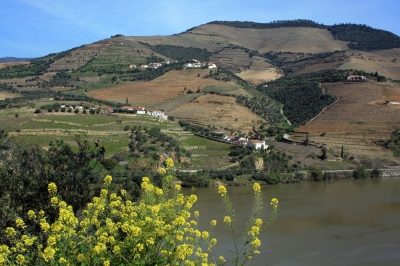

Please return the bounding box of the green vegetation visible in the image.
[139,42,210,62]
[261,71,340,125]
[0,47,80,79]
[328,24,400,51]
[378,130,400,157]
[0,136,106,242]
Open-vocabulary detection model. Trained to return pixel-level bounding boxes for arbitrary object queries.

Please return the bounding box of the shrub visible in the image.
[1,161,278,265]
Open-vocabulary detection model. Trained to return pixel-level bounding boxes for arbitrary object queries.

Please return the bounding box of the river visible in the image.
[182,178,400,265]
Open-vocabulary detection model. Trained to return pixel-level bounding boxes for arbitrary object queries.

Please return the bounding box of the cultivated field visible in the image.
[168,93,266,133]
[236,68,283,84]
[189,25,349,53]
[290,81,400,160]
[46,41,113,72]
[209,48,272,71]
[87,69,238,107]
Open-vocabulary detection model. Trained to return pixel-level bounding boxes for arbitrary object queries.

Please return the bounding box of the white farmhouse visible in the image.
[248,140,268,150]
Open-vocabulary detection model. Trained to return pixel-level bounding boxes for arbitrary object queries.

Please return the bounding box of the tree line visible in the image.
[139,42,211,62]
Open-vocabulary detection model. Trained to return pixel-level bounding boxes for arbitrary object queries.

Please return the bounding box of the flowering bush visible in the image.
[0,160,278,265]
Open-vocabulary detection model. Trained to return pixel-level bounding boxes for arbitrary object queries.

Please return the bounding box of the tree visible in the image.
[34,109,41,114]
[353,165,368,179]
[320,147,327,160]
[304,134,309,146]
[371,167,381,178]
[311,167,323,181]
[14,113,18,118]
[0,136,105,242]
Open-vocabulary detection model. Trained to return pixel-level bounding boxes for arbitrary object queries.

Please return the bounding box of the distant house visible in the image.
[133,107,146,114]
[140,64,148,69]
[120,106,133,111]
[207,63,217,69]
[347,75,367,81]
[184,63,194,68]
[129,64,136,68]
[248,140,268,150]
[233,139,249,147]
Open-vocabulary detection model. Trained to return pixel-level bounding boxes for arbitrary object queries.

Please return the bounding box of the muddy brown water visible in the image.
[182,178,400,265]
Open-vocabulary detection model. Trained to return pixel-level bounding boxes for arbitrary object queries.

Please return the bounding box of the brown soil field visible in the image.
[189,25,349,53]
[168,94,266,133]
[87,69,237,107]
[0,91,19,100]
[339,50,400,80]
[236,68,283,84]
[0,61,30,69]
[291,81,400,160]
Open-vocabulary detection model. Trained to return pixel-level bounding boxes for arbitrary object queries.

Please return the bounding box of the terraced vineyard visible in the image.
[210,48,271,70]
[290,81,400,160]
[169,93,266,133]
[47,41,113,72]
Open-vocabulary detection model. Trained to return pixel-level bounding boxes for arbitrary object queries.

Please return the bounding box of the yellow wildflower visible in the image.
[15,218,25,228]
[210,220,217,227]
[59,257,67,263]
[223,216,232,224]
[27,210,36,219]
[194,211,199,217]
[251,238,261,247]
[120,189,127,196]
[218,185,227,196]
[201,231,209,239]
[175,184,181,191]
[255,218,263,226]
[104,175,112,184]
[47,182,57,194]
[42,246,56,262]
[5,227,16,237]
[253,183,261,193]
[16,254,25,264]
[165,158,174,168]
[159,167,166,175]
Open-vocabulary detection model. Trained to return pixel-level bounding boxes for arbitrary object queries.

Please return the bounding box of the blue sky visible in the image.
[1,0,399,58]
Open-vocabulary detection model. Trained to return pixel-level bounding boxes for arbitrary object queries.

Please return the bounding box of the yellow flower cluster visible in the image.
[271,197,279,210]
[1,159,278,265]
[165,158,174,169]
[0,164,220,265]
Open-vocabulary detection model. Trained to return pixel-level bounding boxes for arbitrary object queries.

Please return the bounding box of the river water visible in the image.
[182,178,400,265]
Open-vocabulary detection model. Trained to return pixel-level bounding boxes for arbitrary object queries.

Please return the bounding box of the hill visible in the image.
[0,57,33,63]
[1,19,400,170]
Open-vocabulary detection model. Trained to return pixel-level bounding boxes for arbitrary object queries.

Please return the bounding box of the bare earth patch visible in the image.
[0,91,19,100]
[236,68,283,84]
[168,94,266,133]
[87,69,238,107]
[0,61,30,69]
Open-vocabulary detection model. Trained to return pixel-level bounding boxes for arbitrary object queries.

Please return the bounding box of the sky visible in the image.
[1,0,399,58]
